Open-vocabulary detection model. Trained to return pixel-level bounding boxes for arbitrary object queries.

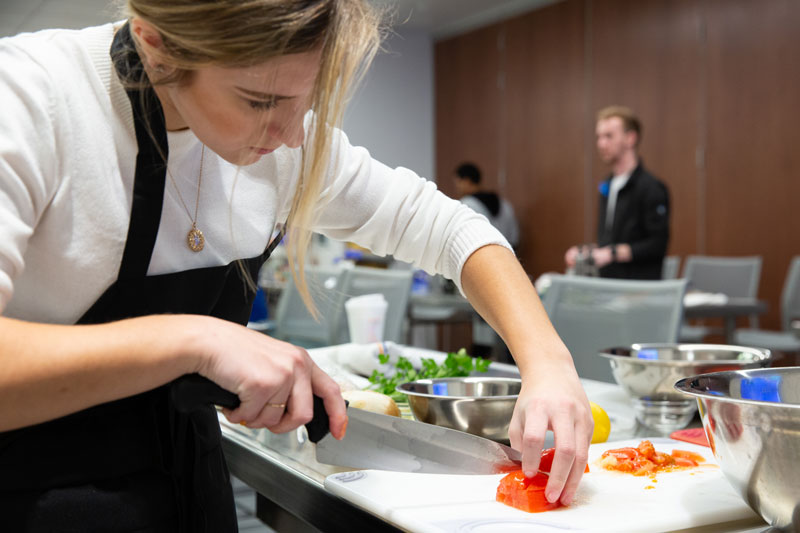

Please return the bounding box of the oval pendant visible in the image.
[187,226,205,252]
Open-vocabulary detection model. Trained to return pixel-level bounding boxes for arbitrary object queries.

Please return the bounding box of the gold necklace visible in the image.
[167,144,206,252]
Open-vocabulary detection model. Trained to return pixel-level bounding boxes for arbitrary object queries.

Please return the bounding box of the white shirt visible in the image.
[0,24,511,324]
[605,172,631,231]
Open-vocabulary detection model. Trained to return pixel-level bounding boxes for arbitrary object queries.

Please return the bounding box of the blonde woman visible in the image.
[0,0,591,530]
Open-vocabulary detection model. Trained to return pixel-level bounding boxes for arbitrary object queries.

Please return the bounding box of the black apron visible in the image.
[0,24,283,532]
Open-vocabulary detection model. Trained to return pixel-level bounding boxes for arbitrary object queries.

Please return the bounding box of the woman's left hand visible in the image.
[507,356,593,506]
[458,245,593,507]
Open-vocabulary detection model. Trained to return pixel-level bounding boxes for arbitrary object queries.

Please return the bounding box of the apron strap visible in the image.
[112,22,169,280]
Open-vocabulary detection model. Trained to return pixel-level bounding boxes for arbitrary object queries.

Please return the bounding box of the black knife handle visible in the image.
[170,374,340,443]
[171,373,241,410]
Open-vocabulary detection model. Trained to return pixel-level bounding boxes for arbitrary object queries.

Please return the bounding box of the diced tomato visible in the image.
[673,457,698,467]
[652,452,675,467]
[538,448,555,473]
[600,440,705,476]
[602,447,638,461]
[496,471,562,513]
[637,440,656,460]
[671,449,704,463]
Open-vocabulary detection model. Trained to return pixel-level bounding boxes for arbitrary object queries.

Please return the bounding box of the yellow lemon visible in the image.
[590,401,611,444]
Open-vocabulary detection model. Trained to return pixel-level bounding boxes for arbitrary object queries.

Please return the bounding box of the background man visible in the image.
[565,105,670,279]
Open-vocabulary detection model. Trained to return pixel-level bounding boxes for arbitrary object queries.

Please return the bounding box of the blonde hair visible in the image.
[123,0,382,316]
[596,105,642,145]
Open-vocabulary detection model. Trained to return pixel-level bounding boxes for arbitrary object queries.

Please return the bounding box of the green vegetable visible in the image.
[367,348,491,402]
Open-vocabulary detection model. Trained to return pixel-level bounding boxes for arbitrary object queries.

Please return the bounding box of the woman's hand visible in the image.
[507,357,592,506]
[459,245,593,506]
[192,316,347,440]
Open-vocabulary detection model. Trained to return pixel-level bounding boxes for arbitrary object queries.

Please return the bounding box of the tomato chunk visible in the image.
[496,471,562,513]
[538,447,590,474]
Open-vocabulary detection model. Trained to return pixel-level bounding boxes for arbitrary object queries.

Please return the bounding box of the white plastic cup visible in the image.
[344,293,388,343]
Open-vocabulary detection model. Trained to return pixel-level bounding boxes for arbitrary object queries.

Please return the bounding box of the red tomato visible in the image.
[602,447,638,461]
[538,448,556,473]
[496,471,562,513]
[671,449,703,467]
[601,441,705,476]
[637,440,656,460]
[538,447,590,474]
[673,457,698,467]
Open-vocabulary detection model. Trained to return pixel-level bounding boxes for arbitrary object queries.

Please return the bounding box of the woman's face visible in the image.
[159,50,321,166]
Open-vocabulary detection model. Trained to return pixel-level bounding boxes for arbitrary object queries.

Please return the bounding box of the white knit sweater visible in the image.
[0,24,510,325]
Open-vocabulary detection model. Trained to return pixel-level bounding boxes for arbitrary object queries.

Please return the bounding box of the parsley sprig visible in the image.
[368,348,491,402]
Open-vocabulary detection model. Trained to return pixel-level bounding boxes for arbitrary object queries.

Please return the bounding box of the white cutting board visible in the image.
[324,438,762,533]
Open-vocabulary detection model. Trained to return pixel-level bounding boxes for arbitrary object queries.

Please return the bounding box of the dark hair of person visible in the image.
[455,162,481,184]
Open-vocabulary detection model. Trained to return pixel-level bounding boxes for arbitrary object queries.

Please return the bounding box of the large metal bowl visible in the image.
[599,344,771,432]
[675,367,800,532]
[396,377,521,443]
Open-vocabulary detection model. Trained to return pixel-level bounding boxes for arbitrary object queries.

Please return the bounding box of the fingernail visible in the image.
[338,416,349,440]
[239,421,247,427]
[546,490,558,503]
[524,470,535,478]
[561,492,573,505]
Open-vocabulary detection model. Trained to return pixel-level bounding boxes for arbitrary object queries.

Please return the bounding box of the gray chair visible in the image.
[662,255,680,279]
[273,266,345,348]
[679,255,763,342]
[734,256,800,353]
[332,266,414,344]
[541,275,688,383]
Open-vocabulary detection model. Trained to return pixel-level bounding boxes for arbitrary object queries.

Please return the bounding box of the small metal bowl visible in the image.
[396,377,521,443]
[676,367,800,532]
[599,344,771,433]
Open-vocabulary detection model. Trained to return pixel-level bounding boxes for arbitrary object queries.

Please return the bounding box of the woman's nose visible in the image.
[269,115,305,149]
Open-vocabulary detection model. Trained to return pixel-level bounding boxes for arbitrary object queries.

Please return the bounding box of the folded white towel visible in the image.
[683,291,729,307]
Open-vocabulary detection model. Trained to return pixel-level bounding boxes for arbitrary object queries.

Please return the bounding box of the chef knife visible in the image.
[315,404,522,474]
[173,374,522,474]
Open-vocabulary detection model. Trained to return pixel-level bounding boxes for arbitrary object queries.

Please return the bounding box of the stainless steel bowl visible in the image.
[396,377,521,442]
[676,367,800,532]
[599,344,771,432]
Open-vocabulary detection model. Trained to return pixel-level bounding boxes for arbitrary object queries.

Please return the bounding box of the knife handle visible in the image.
[170,374,338,443]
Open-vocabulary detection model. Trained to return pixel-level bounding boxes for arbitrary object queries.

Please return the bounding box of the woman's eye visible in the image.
[248,99,278,110]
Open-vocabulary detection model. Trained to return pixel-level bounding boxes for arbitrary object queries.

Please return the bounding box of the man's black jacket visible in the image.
[597,162,670,280]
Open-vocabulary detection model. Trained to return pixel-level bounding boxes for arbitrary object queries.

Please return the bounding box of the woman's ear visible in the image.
[130,17,170,73]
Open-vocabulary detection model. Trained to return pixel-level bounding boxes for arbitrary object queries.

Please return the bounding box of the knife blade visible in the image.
[173,374,522,474]
[315,406,522,475]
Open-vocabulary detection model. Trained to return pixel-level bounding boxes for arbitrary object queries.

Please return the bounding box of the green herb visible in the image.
[368,348,491,403]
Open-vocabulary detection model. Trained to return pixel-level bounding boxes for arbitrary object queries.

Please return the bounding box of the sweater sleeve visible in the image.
[0,40,60,312]
[311,129,512,294]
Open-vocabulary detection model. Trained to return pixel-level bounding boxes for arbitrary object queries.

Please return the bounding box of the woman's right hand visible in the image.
[190,315,347,440]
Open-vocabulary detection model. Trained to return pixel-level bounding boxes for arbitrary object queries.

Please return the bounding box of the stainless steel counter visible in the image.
[221,420,402,532]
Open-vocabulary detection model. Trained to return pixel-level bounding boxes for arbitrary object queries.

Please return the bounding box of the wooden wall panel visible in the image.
[434,0,800,329]
[435,26,503,197]
[590,0,702,258]
[704,0,800,327]
[504,0,587,275]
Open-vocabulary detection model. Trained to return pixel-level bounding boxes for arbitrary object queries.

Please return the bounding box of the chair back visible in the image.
[273,266,344,348]
[541,275,687,383]
[683,255,762,328]
[682,255,762,298]
[333,266,414,344]
[781,256,800,331]
[662,256,680,279]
